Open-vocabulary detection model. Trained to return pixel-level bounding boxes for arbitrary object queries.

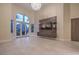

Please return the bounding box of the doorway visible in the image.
[71,18,79,41]
[16,13,29,37]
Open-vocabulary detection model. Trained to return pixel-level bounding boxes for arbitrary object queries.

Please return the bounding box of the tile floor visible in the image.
[0,36,79,55]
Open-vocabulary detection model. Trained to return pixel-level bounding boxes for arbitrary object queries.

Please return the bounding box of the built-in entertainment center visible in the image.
[37,16,57,38]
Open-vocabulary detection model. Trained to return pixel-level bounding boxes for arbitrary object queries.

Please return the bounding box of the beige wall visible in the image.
[56,4,64,40]
[0,4,35,42]
[0,4,12,42]
[34,4,57,34]
[0,3,79,42]
[70,3,79,18]
[35,3,65,41]
[35,3,79,41]
[69,3,79,41]
[11,4,35,38]
[35,3,77,41]
[63,4,71,41]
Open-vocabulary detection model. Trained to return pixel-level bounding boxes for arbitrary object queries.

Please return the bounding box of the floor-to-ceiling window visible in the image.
[16,13,29,37]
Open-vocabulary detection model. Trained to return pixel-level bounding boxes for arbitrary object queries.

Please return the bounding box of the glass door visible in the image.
[16,22,21,36]
[22,23,25,35]
[26,24,29,35]
[24,16,29,35]
[16,13,29,37]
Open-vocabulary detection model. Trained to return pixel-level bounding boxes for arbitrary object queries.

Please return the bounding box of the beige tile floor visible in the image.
[0,36,79,55]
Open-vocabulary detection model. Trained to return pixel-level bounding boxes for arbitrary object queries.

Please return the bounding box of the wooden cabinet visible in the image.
[37,16,57,38]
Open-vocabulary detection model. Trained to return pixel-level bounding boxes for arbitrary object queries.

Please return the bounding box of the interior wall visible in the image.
[34,4,57,35]
[0,4,12,42]
[70,3,79,41]
[0,3,35,42]
[0,3,79,42]
[63,4,71,41]
[56,4,64,40]
[70,3,79,18]
[35,3,65,41]
[11,4,35,38]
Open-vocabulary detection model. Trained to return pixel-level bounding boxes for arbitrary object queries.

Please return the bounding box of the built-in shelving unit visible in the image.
[37,16,57,38]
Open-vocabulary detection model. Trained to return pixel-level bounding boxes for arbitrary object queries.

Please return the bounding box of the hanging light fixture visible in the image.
[31,3,42,11]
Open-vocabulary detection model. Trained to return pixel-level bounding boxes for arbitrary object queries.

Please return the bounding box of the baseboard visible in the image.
[56,38,71,42]
[0,39,12,43]
[29,33,37,37]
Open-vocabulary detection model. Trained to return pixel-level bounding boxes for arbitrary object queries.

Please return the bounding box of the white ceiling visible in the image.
[14,3,50,11]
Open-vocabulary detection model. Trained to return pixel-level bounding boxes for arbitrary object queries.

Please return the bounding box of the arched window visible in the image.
[16,13,23,22]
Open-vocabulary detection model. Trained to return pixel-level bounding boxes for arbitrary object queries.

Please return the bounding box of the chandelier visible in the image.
[31,3,42,11]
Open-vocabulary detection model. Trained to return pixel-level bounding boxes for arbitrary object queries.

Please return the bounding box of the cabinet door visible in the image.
[71,18,79,41]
